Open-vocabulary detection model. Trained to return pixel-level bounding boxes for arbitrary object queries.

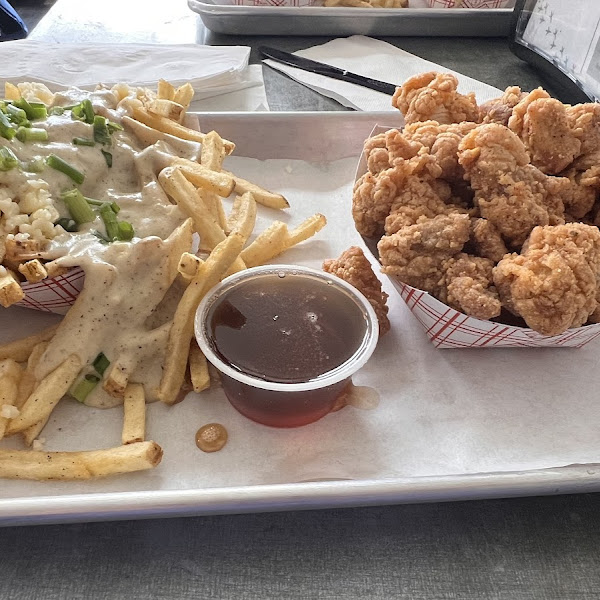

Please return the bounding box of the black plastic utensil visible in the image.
[259,45,397,96]
[0,0,27,41]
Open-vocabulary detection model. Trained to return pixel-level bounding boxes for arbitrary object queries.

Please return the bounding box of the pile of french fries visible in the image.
[0,79,326,481]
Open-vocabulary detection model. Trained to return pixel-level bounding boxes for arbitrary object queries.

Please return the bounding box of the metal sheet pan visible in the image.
[188,1,515,37]
[2,111,600,527]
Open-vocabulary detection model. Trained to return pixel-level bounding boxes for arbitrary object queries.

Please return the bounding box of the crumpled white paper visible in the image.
[0,41,268,111]
[263,35,503,111]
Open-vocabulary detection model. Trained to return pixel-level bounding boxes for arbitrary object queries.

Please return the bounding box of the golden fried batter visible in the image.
[479,86,527,126]
[493,224,600,335]
[323,246,390,336]
[508,91,581,175]
[470,218,508,263]
[377,213,471,293]
[458,123,568,249]
[440,253,501,320]
[392,72,480,126]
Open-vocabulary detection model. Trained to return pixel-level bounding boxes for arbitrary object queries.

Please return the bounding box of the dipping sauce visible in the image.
[195,266,379,428]
[196,423,228,453]
[209,274,368,384]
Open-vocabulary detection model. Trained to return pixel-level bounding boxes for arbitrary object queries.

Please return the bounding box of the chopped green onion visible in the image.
[7,104,30,126]
[28,102,48,120]
[16,127,48,143]
[0,112,16,140]
[101,149,112,168]
[110,201,120,214]
[92,352,110,376]
[71,99,95,124]
[14,98,47,121]
[70,374,100,403]
[84,196,103,206]
[48,106,65,116]
[61,188,96,224]
[117,221,134,241]
[46,154,84,184]
[99,202,119,240]
[0,147,19,171]
[92,230,111,244]
[22,157,45,173]
[72,137,95,147]
[55,217,78,232]
[93,115,111,145]
[107,121,123,134]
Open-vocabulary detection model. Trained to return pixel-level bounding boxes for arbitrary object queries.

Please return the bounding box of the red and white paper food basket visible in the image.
[217,0,318,5]
[358,125,600,349]
[426,0,512,7]
[16,267,84,315]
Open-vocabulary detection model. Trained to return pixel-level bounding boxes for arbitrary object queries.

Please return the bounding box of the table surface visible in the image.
[4,1,600,599]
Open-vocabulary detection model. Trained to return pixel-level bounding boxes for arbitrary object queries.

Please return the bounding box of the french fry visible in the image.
[201,131,227,171]
[157,79,175,101]
[45,260,69,278]
[16,341,48,410]
[159,233,245,405]
[0,441,163,481]
[132,107,235,154]
[0,267,25,308]
[146,99,185,122]
[173,83,194,109]
[226,173,290,210]
[178,252,203,280]
[200,131,227,229]
[189,343,210,393]
[159,167,227,250]
[7,354,81,434]
[287,213,327,245]
[18,259,48,283]
[122,116,202,157]
[228,193,257,239]
[103,361,130,399]
[240,221,289,268]
[3,237,42,270]
[240,214,327,268]
[5,82,20,100]
[172,158,235,198]
[22,417,49,448]
[0,359,23,441]
[122,384,146,445]
[0,324,58,362]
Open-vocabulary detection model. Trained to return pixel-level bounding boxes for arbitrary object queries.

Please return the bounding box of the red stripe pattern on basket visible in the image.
[427,0,508,7]
[392,278,600,349]
[16,268,85,315]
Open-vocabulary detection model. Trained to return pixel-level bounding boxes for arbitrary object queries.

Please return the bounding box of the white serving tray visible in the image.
[189,0,515,37]
[2,112,600,527]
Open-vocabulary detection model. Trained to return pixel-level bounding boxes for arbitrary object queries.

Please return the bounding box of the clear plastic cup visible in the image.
[195,265,379,428]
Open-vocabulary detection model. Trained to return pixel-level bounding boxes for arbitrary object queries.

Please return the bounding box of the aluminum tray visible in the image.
[189,1,514,37]
[2,111,600,527]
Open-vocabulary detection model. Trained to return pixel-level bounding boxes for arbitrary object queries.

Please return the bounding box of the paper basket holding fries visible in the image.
[16,268,84,315]
[357,125,600,350]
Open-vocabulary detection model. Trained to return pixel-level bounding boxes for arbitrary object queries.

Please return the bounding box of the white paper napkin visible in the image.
[0,41,268,112]
[263,35,502,111]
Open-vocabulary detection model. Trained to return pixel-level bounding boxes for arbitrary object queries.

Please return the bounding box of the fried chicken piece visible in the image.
[353,151,442,238]
[470,218,508,262]
[561,166,600,219]
[403,120,478,181]
[479,86,527,126]
[363,129,423,175]
[384,161,468,235]
[458,123,568,249]
[392,72,480,126]
[508,90,580,174]
[493,224,600,335]
[439,253,501,320]
[568,103,600,161]
[323,246,390,336]
[377,213,471,293]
